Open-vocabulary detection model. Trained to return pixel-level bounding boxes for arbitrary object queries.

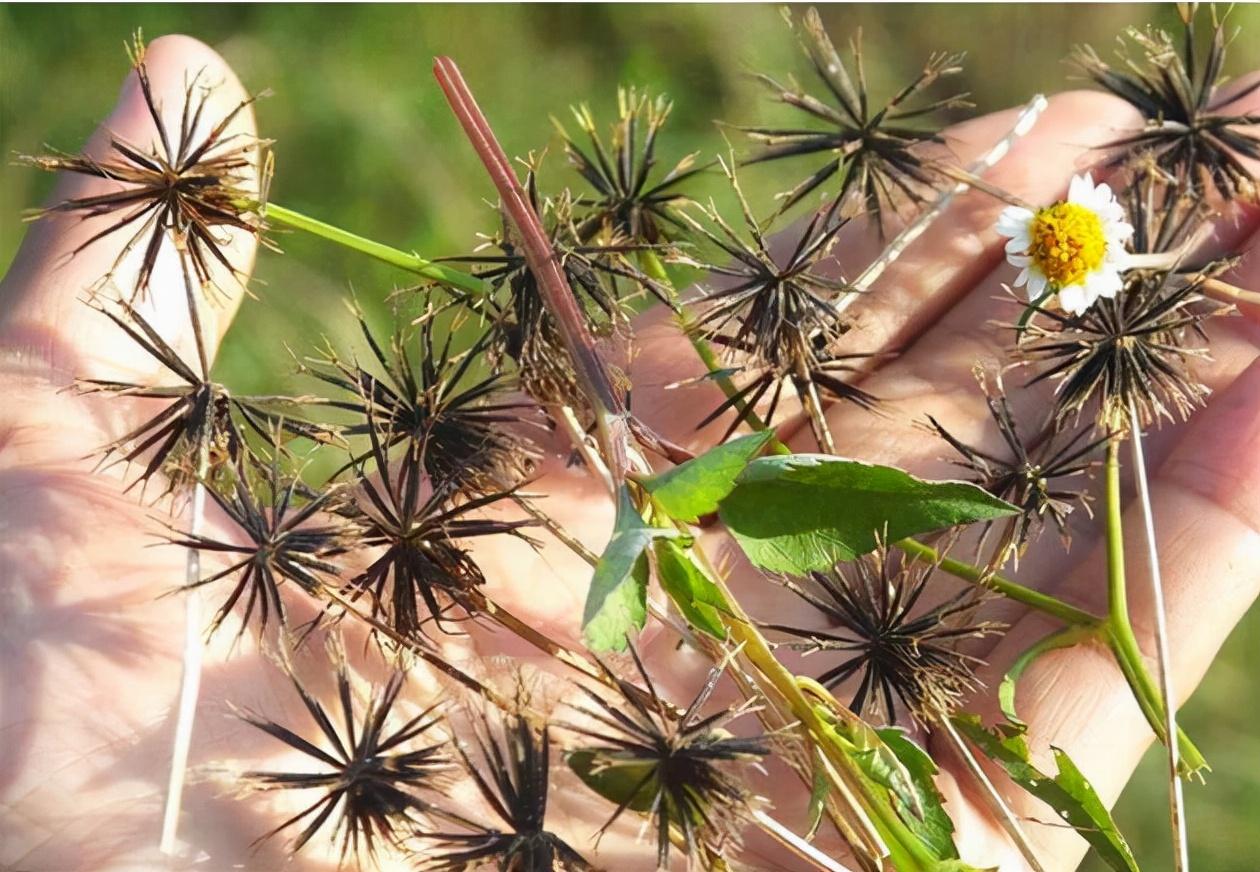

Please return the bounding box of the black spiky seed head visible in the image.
[442,166,669,412]
[167,453,355,639]
[557,87,708,245]
[561,648,769,870]
[341,417,534,640]
[676,160,877,439]
[737,7,970,223]
[763,548,1000,726]
[238,655,453,863]
[302,304,540,492]
[415,707,596,872]
[79,299,315,497]
[927,368,1107,563]
[1073,5,1259,201]
[1122,157,1216,258]
[697,335,880,444]
[1016,264,1227,432]
[18,32,270,301]
[679,161,852,369]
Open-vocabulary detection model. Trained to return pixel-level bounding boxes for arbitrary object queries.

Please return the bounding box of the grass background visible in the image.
[2,4,1257,868]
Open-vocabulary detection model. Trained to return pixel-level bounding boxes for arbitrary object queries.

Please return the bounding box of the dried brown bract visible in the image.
[18,33,269,301]
[1074,5,1260,200]
[764,548,999,726]
[738,7,969,222]
[238,658,452,863]
[562,648,769,870]
[557,87,707,245]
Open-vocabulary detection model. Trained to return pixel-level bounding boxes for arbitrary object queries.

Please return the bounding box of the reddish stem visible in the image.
[432,56,630,482]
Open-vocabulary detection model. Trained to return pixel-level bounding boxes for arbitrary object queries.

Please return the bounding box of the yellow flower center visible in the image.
[1027,202,1106,287]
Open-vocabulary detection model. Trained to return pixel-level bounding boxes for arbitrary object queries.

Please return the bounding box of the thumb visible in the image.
[0,34,261,386]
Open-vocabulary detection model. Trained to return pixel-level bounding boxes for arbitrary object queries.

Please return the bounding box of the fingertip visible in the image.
[127,33,261,340]
[143,34,256,126]
[1,33,261,383]
[85,35,257,173]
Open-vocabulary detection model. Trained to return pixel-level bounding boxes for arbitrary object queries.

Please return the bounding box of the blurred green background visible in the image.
[2,4,1257,869]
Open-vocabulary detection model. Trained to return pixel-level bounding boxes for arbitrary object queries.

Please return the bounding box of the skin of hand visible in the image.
[1,35,1258,872]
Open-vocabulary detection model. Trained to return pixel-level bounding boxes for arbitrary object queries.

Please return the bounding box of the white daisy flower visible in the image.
[995,173,1134,315]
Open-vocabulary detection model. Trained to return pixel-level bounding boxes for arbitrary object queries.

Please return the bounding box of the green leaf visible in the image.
[640,431,774,522]
[952,715,1139,872]
[718,455,1018,574]
[566,750,656,813]
[877,728,960,861]
[581,487,676,652]
[1050,750,1139,868]
[653,540,729,640]
[813,700,963,865]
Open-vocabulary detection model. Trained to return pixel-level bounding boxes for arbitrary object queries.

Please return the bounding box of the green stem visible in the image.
[1105,625,1206,776]
[894,537,1100,628]
[639,250,791,455]
[261,201,489,297]
[1104,441,1130,625]
[1000,624,1101,724]
[1103,440,1206,777]
[1016,288,1055,333]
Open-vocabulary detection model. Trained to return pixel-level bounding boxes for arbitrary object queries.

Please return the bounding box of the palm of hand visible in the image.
[2,36,1258,872]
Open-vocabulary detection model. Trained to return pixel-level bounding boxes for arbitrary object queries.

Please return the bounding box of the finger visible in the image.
[0,35,260,387]
[948,346,1260,868]
[630,90,1142,450]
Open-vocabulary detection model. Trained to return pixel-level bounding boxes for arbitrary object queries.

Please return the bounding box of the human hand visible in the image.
[1,35,1257,872]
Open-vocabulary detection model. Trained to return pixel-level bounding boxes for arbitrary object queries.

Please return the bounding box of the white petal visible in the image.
[1088,268,1123,299]
[1026,270,1048,298]
[1013,267,1030,288]
[1005,237,1030,256]
[1009,253,1032,267]
[1058,284,1090,315]
[996,207,1034,237]
[1078,187,1104,212]
[1068,173,1094,203]
[1097,201,1126,223]
[1109,219,1135,241]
